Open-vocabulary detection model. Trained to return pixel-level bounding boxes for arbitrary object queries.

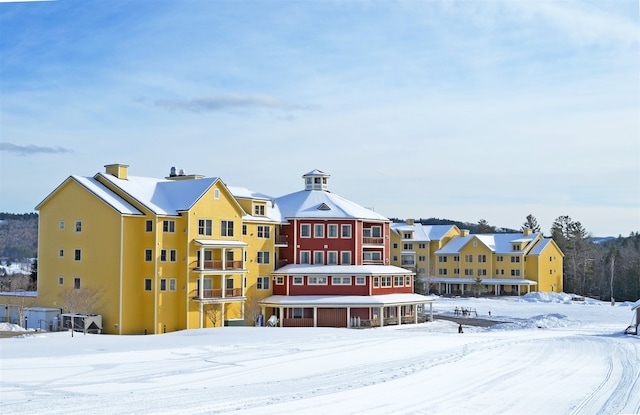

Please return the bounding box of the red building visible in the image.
[259,170,433,328]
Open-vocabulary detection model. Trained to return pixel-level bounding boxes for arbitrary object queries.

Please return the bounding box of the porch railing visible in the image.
[362,237,384,245]
[195,260,243,270]
[196,288,243,299]
[274,235,288,246]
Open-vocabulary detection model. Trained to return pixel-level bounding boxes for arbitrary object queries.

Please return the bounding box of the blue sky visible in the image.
[1,0,638,237]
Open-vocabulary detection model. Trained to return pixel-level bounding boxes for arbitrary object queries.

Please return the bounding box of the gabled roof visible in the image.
[435,232,542,255]
[272,264,413,275]
[98,173,220,216]
[275,189,388,221]
[227,186,284,223]
[391,223,459,241]
[35,175,142,215]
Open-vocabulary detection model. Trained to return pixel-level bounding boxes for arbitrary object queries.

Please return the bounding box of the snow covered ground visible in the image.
[1,293,639,415]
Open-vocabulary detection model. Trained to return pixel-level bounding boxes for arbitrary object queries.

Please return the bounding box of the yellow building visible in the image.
[390,220,461,293]
[391,222,564,296]
[36,164,281,334]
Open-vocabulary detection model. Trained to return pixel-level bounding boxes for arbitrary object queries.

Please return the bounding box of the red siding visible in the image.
[288,276,370,296]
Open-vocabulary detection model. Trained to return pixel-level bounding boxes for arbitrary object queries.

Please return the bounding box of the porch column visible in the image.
[221,303,225,327]
[414,305,418,324]
[461,283,465,295]
[199,302,204,328]
[279,307,284,327]
[221,275,226,298]
[518,285,521,296]
[347,306,351,328]
[495,284,499,295]
[313,307,318,327]
[379,306,384,328]
[397,305,401,325]
[221,248,227,270]
[429,302,433,322]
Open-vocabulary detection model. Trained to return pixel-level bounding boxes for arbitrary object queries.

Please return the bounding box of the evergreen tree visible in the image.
[521,214,541,233]
[476,219,495,234]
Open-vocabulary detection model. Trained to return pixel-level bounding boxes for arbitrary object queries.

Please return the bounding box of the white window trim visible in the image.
[341,224,352,238]
[300,250,311,264]
[300,224,311,238]
[327,224,339,238]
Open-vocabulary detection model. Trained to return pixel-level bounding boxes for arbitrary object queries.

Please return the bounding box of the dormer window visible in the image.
[254,204,265,216]
[512,244,521,251]
[403,232,412,239]
[302,169,330,191]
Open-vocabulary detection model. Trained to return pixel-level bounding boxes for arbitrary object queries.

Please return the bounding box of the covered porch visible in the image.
[258,293,434,328]
[427,277,538,296]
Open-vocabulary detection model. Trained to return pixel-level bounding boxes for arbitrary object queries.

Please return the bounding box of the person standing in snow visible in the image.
[458,324,463,333]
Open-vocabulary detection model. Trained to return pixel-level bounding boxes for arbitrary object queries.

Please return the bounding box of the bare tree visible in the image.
[243,291,263,326]
[204,303,225,328]
[59,286,104,336]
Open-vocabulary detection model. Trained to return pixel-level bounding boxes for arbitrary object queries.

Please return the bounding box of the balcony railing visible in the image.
[195,288,243,300]
[362,237,384,245]
[274,235,288,246]
[362,259,384,265]
[195,260,244,271]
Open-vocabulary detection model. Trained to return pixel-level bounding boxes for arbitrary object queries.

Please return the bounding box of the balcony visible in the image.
[362,259,384,265]
[193,288,244,301]
[274,235,288,247]
[362,237,384,245]
[194,260,244,271]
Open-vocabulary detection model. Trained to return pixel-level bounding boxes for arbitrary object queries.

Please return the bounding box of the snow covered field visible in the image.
[1,293,639,415]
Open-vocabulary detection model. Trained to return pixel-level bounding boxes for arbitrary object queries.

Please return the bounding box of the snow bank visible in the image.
[517,292,601,305]
[0,322,27,332]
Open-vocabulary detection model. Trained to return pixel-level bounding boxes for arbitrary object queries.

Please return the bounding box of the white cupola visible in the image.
[302,169,330,191]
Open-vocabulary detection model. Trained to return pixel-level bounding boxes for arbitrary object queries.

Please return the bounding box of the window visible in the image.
[405,275,412,286]
[198,219,212,236]
[257,225,270,239]
[59,221,65,230]
[145,249,153,262]
[393,243,398,249]
[341,251,352,265]
[276,276,284,285]
[478,254,487,263]
[170,249,177,262]
[356,276,366,285]
[314,251,324,265]
[418,255,426,262]
[242,224,247,235]
[328,224,338,238]
[454,255,460,262]
[438,256,447,263]
[257,276,270,290]
[170,278,177,291]
[144,278,152,291]
[381,276,392,287]
[73,277,81,289]
[497,255,504,262]
[314,224,324,238]
[220,220,234,237]
[403,243,413,250]
[327,251,338,265]
[363,251,381,262]
[403,232,412,239]
[160,249,167,262]
[293,276,304,285]
[394,276,404,287]
[512,244,521,251]
[393,256,398,261]
[162,220,175,233]
[332,276,351,285]
[511,256,521,263]
[374,276,380,288]
[511,269,521,276]
[257,251,270,264]
[308,276,327,285]
[160,278,167,291]
[254,204,265,216]
[145,220,153,232]
[465,269,474,276]
[465,255,473,263]
[341,224,352,238]
[301,224,311,238]
[75,220,82,233]
[418,243,426,249]
[74,249,81,261]
[454,268,460,274]
[439,268,448,275]
[478,269,487,276]
[293,308,303,319]
[300,251,310,264]
[58,249,64,258]
[214,189,220,199]
[58,276,64,285]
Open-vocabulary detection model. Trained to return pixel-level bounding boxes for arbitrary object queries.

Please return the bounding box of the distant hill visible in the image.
[390,217,519,234]
[0,212,38,260]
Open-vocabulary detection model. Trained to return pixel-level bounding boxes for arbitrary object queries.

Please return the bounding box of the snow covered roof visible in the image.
[98,173,219,216]
[273,264,414,275]
[35,175,143,215]
[227,186,284,223]
[275,189,388,221]
[259,293,434,307]
[193,239,248,247]
[391,223,458,241]
[435,232,542,255]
